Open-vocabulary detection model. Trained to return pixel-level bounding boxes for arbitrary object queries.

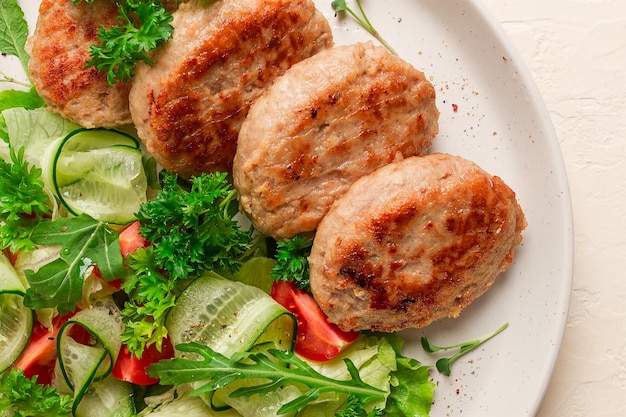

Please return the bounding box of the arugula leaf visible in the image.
[0,368,73,417]
[0,0,30,73]
[331,0,397,55]
[72,0,174,84]
[270,234,313,291]
[135,171,252,281]
[0,147,51,253]
[23,214,125,314]
[148,342,387,415]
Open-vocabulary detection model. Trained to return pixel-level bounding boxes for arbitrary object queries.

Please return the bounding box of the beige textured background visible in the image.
[482,0,626,416]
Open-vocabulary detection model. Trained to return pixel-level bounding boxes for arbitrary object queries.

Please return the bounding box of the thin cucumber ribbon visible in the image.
[55,296,132,416]
[0,251,34,373]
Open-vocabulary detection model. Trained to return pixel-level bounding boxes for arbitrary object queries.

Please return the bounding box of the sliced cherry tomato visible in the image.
[270,280,359,362]
[112,338,175,386]
[2,248,20,265]
[92,265,123,290]
[12,310,90,385]
[93,221,148,290]
[118,220,148,258]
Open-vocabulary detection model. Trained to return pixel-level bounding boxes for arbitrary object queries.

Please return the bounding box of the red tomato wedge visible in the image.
[112,338,175,386]
[2,248,19,265]
[12,311,90,385]
[119,220,148,258]
[270,280,359,362]
[96,220,148,289]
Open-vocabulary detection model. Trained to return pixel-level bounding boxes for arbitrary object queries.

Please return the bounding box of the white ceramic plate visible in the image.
[2,1,573,416]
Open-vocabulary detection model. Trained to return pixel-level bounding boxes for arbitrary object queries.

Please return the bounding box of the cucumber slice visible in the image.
[0,251,34,373]
[166,272,296,359]
[56,297,124,413]
[166,273,296,412]
[43,128,147,224]
[137,389,240,417]
[55,145,147,224]
[73,376,135,417]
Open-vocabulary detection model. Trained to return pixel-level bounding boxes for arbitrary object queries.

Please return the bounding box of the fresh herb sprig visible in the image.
[120,246,177,356]
[121,171,252,357]
[331,0,397,55]
[270,234,313,291]
[0,147,51,253]
[0,368,73,417]
[135,171,252,281]
[72,0,174,85]
[148,342,386,415]
[335,394,384,417]
[421,322,509,376]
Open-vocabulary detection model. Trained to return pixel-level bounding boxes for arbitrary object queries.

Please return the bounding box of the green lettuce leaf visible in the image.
[0,87,45,113]
[2,107,79,167]
[385,337,435,417]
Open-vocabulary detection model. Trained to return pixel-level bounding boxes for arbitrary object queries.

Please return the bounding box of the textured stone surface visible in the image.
[483,1,626,416]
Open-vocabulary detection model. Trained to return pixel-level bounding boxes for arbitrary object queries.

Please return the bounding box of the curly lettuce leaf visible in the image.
[385,336,435,417]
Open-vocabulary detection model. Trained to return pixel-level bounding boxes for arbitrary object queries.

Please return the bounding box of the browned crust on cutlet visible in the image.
[27,0,132,128]
[130,0,333,178]
[233,42,439,239]
[309,154,527,332]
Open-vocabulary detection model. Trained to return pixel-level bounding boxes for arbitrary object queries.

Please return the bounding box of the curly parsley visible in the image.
[72,0,175,84]
[0,147,51,253]
[0,368,73,417]
[270,234,313,291]
[135,171,252,280]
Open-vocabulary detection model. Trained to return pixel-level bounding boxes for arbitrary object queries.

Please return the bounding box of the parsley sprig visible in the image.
[336,394,385,417]
[148,342,386,415]
[72,0,174,84]
[121,246,177,356]
[0,147,51,253]
[270,234,313,291]
[135,171,252,281]
[0,368,73,417]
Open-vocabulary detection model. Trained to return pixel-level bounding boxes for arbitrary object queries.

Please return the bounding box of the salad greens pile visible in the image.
[121,171,253,356]
[0,0,508,416]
